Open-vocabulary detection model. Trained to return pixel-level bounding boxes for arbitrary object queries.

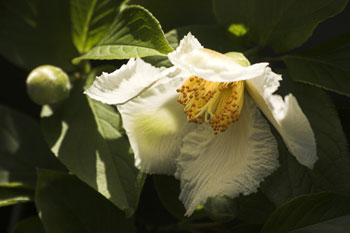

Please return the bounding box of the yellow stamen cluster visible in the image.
[176,76,244,134]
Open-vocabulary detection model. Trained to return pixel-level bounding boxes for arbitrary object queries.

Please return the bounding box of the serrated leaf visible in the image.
[0,105,65,188]
[12,216,46,233]
[35,170,137,233]
[73,5,173,63]
[71,0,123,53]
[260,193,350,233]
[41,67,145,216]
[284,34,350,97]
[213,0,349,52]
[0,0,78,71]
[260,72,350,206]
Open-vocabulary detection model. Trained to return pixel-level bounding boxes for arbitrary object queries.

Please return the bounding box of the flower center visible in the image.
[176,76,244,134]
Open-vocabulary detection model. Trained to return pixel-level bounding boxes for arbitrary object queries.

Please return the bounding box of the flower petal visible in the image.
[85,58,167,104]
[175,96,279,216]
[168,33,268,82]
[245,68,317,169]
[169,32,203,57]
[118,75,189,174]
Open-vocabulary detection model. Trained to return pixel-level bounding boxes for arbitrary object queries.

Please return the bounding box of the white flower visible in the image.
[85,33,317,216]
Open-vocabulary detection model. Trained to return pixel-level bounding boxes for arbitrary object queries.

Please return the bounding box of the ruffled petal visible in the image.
[118,75,190,175]
[85,58,168,104]
[175,96,279,216]
[168,32,203,57]
[168,33,268,82]
[245,68,317,169]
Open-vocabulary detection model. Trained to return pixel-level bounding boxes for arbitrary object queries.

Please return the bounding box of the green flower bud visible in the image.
[26,65,71,105]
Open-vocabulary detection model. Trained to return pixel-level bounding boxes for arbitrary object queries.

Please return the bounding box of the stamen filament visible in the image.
[177,76,244,134]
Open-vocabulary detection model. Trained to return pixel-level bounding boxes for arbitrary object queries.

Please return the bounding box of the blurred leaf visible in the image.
[237,191,276,225]
[0,0,78,71]
[41,67,145,216]
[73,5,173,63]
[287,215,350,233]
[128,0,216,32]
[0,105,65,188]
[260,72,350,206]
[213,0,349,52]
[153,175,186,219]
[12,216,46,233]
[284,34,350,97]
[70,0,123,53]
[261,193,350,233]
[226,223,261,233]
[0,184,33,207]
[153,175,207,220]
[35,169,137,233]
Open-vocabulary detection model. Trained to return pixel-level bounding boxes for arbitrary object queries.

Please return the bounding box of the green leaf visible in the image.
[71,0,123,53]
[226,223,261,233]
[12,216,46,233]
[0,105,65,188]
[260,193,350,233]
[73,5,173,63]
[35,169,137,233]
[284,34,350,97]
[153,175,186,219]
[0,0,78,71]
[238,191,276,225]
[287,215,350,233]
[213,0,349,52]
[128,0,216,32]
[41,67,145,216]
[0,184,33,207]
[154,175,237,221]
[260,72,350,206]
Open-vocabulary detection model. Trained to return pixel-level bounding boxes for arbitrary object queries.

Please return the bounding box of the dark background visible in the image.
[0,3,349,233]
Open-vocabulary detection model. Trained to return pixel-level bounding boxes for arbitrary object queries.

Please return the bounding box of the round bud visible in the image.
[26,65,71,105]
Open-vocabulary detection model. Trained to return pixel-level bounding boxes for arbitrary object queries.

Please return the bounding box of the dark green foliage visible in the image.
[0,0,349,232]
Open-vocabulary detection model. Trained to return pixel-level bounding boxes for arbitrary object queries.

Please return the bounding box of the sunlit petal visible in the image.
[118,75,189,174]
[168,35,268,82]
[175,96,279,215]
[85,58,167,104]
[246,68,317,168]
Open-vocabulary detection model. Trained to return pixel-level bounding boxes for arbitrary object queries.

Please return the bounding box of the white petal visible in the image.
[169,32,203,56]
[245,68,317,169]
[175,96,279,216]
[168,34,268,82]
[118,75,190,175]
[85,58,167,105]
